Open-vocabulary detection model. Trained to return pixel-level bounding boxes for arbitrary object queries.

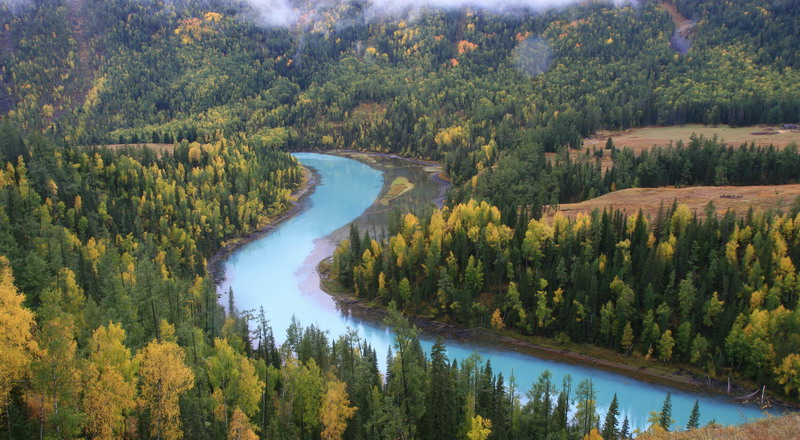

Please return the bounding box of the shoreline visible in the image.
[316,257,796,412]
[324,149,451,208]
[208,149,795,413]
[206,165,319,285]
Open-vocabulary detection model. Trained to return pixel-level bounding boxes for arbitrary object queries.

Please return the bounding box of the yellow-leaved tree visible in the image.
[136,331,195,440]
[320,376,357,440]
[0,256,37,414]
[83,322,138,440]
[207,338,264,429]
[227,407,258,440]
[467,415,492,440]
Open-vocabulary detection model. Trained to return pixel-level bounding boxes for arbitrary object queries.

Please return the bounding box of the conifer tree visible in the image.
[602,393,620,440]
[686,399,701,430]
[659,393,673,431]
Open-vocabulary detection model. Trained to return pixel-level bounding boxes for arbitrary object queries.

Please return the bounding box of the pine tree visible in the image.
[686,399,700,430]
[659,392,673,431]
[602,393,620,440]
[421,338,457,440]
[620,416,630,439]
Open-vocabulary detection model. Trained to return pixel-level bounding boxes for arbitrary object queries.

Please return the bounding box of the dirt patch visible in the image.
[349,102,386,123]
[547,184,800,220]
[585,125,800,152]
[556,125,800,173]
[660,1,693,33]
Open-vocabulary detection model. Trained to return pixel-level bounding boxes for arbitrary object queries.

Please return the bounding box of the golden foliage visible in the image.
[583,428,604,440]
[84,323,138,439]
[490,308,505,330]
[136,339,195,440]
[775,353,800,397]
[457,40,479,55]
[0,256,37,407]
[467,415,492,440]
[228,407,258,440]
[320,376,357,440]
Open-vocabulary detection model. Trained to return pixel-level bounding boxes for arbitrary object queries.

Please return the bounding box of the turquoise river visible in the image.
[221,153,771,431]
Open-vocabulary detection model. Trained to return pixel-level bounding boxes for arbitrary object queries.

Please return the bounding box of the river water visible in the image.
[221,153,769,431]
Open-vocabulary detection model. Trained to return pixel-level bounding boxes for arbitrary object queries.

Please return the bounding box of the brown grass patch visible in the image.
[586,125,800,152]
[380,177,415,206]
[350,102,386,123]
[637,413,800,440]
[546,125,800,173]
[547,184,800,220]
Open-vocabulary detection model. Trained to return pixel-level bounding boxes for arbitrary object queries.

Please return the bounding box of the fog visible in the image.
[246,0,629,28]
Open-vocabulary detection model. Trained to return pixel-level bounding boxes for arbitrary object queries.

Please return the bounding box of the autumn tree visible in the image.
[207,338,265,428]
[0,257,37,433]
[83,322,138,440]
[136,334,195,440]
[775,354,800,398]
[228,407,258,440]
[320,375,357,440]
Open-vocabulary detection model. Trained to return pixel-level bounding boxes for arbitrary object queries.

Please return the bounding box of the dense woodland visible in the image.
[333,195,800,393]
[2,0,800,439]
[0,127,691,439]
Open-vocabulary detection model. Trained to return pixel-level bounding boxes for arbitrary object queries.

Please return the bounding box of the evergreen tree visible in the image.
[620,416,630,439]
[686,399,701,430]
[601,393,620,440]
[659,393,673,431]
[421,338,457,440]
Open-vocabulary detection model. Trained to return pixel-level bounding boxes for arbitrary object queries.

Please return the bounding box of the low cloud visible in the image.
[246,0,629,28]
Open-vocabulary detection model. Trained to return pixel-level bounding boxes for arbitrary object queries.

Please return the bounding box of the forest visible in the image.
[1,0,800,438]
[0,126,690,439]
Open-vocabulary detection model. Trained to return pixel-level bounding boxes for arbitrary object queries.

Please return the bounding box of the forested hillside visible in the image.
[2,0,799,168]
[2,0,800,439]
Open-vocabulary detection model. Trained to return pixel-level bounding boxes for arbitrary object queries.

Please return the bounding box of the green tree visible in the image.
[602,393,620,440]
[659,393,673,431]
[686,399,700,430]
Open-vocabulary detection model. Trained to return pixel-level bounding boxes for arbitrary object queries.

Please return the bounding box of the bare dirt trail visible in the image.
[0,24,16,114]
[660,1,693,33]
[65,0,95,106]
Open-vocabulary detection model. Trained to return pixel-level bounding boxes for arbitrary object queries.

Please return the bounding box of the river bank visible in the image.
[316,256,795,412]
[217,152,775,427]
[207,165,318,285]
[326,149,451,208]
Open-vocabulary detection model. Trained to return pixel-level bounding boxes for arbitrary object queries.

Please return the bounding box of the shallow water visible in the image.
[221,153,770,431]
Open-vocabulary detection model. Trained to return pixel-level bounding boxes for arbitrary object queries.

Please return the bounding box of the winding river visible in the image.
[221,153,769,431]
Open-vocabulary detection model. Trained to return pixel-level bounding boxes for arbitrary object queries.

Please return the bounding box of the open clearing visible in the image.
[547,125,800,172]
[585,125,800,151]
[380,176,415,206]
[547,184,800,220]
